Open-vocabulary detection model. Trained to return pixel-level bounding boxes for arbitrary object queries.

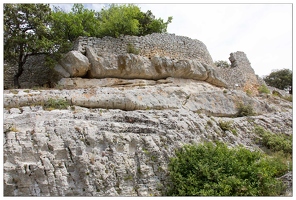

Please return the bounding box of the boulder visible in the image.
[59,51,90,77]
[86,46,227,87]
[54,63,70,78]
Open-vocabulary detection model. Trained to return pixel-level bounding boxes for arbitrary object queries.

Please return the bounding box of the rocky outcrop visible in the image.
[4,78,289,116]
[85,47,227,87]
[217,51,261,94]
[3,85,292,196]
[58,51,90,77]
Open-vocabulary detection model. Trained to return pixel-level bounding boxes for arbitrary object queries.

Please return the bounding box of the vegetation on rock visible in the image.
[236,102,256,117]
[214,60,230,68]
[258,84,270,94]
[167,142,289,196]
[4,3,172,88]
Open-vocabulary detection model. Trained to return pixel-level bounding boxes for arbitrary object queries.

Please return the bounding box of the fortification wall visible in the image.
[217,51,261,95]
[73,33,214,66]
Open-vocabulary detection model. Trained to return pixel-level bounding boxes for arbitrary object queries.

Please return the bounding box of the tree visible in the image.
[97,4,173,38]
[51,4,101,42]
[263,69,292,94]
[4,4,55,88]
[138,10,173,35]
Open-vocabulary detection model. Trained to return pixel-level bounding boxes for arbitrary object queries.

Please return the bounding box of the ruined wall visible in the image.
[217,51,261,95]
[73,33,214,66]
[4,35,262,92]
[4,62,18,89]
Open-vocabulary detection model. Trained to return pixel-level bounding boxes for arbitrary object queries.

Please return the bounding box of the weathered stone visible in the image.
[217,51,261,94]
[54,64,70,78]
[86,46,227,87]
[4,78,287,116]
[3,93,292,196]
[59,51,90,77]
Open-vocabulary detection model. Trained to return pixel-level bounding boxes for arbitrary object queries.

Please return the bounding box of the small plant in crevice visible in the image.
[218,120,232,132]
[127,43,140,55]
[258,84,270,94]
[43,98,70,111]
[236,102,256,117]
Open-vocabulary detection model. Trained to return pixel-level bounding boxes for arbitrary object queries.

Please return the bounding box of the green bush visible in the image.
[43,98,70,110]
[167,142,288,196]
[258,84,270,94]
[218,120,232,132]
[236,102,256,117]
[254,126,292,155]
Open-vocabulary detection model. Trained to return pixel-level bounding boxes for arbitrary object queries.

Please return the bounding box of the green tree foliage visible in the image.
[263,69,292,94]
[167,142,288,196]
[51,4,101,42]
[97,4,173,38]
[4,4,54,88]
[4,3,172,88]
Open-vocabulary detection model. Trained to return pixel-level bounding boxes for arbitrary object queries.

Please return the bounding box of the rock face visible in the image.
[85,47,227,87]
[58,51,90,77]
[3,78,293,196]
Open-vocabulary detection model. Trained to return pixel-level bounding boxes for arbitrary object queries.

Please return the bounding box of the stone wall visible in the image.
[73,33,214,66]
[217,51,261,95]
[4,34,263,92]
[4,62,18,89]
[4,55,60,89]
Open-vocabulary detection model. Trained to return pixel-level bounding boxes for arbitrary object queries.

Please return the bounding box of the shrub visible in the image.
[258,84,270,94]
[43,98,70,110]
[218,120,232,132]
[167,142,288,196]
[254,126,292,155]
[236,102,256,117]
[127,43,140,55]
[214,60,230,68]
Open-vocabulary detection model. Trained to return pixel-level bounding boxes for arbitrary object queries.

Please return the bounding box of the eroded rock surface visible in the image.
[3,78,292,196]
[85,47,227,87]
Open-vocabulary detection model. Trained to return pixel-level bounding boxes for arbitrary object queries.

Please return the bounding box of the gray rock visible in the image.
[3,103,292,196]
[59,51,90,77]
[86,46,227,87]
[54,64,70,78]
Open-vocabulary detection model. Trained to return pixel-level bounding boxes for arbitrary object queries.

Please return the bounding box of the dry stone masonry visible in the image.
[217,51,261,94]
[73,33,214,66]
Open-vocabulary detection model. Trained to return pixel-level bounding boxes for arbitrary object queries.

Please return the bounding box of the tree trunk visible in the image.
[13,64,23,88]
[14,46,26,89]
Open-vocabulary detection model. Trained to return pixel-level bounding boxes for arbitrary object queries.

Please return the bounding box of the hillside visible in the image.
[3,33,292,196]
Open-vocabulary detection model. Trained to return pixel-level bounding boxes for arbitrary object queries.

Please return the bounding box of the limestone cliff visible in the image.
[3,78,292,196]
[3,33,292,196]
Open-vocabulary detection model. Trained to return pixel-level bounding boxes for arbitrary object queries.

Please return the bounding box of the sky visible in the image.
[50,1,292,77]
